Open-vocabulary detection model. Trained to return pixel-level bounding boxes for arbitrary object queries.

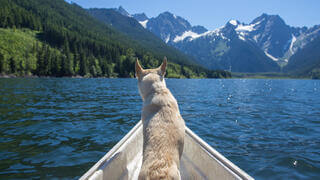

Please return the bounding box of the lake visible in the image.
[0,78,319,179]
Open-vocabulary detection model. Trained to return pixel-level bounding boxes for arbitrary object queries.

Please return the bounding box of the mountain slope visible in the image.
[0,28,39,75]
[134,11,207,44]
[284,36,320,78]
[173,21,280,72]
[243,14,293,60]
[229,14,320,64]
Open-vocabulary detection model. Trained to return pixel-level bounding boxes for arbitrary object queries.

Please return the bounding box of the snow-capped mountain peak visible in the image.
[132,10,208,44]
[228,19,239,26]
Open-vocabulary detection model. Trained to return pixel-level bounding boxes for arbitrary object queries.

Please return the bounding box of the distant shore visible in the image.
[0,73,317,79]
[0,73,221,79]
[0,74,113,79]
[231,72,314,79]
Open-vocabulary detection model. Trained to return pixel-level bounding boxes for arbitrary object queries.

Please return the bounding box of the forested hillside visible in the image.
[0,0,230,78]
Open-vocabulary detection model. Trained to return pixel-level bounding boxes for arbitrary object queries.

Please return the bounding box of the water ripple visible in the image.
[0,78,319,179]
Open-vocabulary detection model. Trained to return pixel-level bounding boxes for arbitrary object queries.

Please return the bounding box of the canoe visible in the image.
[80,121,254,180]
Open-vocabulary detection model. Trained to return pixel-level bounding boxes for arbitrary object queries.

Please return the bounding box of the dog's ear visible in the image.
[159,57,167,76]
[135,58,144,78]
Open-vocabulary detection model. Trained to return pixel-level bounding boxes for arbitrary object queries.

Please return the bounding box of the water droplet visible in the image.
[293,160,298,166]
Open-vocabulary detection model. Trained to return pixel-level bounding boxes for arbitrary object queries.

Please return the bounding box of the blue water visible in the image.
[0,78,319,179]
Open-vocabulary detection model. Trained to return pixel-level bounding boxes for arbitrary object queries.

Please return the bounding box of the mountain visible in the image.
[132,13,148,22]
[173,22,280,72]
[87,8,195,66]
[133,12,279,72]
[113,6,131,17]
[284,36,320,78]
[133,12,320,73]
[0,0,230,78]
[227,14,320,65]
[134,11,207,43]
[87,8,231,78]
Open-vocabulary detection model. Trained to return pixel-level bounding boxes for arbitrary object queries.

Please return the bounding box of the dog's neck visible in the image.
[139,79,167,102]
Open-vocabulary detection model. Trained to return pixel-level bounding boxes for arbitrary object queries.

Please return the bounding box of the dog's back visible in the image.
[136,58,185,180]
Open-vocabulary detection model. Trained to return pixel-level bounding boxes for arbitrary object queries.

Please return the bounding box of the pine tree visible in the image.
[65,52,74,76]
[25,58,31,75]
[51,53,60,76]
[79,53,88,76]
[36,45,46,76]
[9,57,16,74]
[0,53,4,73]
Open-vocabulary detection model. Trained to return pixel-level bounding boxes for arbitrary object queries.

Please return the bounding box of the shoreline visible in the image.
[0,73,316,80]
[0,75,314,80]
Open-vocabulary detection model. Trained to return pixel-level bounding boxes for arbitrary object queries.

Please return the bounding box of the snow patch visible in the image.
[229,20,238,26]
[165,34,170,43]
[206,26,228,40]
[235,21,261,32]
[139,20,148,29]
[236,24,255,32]
[238,35,246,41]
[264,51,279,61]
[237,32,246,41]
[173,25,234,43]
[253,35,259,42]
[289,34,297,54]
[173,31,201,42]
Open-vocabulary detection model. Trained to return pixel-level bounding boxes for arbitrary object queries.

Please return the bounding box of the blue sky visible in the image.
[70,0,319,30]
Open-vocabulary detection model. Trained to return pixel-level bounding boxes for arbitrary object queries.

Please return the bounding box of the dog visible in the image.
[136,57,185,180]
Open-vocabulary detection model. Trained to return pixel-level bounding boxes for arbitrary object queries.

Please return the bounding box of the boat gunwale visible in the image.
[79,121,143,180]
[185,126,253,180]
[80,121,254,180]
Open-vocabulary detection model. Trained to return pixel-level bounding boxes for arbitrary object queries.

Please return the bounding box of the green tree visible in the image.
[79,53,88,76]
[9,57,16,74]
[36,45,46,76]
[51,52,61,76]
[0,53,4,73]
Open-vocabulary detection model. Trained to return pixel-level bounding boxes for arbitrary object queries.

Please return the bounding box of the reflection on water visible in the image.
[0,78,319,179]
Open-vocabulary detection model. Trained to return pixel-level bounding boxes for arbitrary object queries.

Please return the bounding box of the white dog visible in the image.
[136,57,185,180]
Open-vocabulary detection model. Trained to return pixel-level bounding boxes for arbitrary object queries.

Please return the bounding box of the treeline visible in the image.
[0,0,231,78]
[0,36,231,78]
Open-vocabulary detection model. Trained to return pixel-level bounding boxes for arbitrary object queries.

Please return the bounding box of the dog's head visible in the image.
[135,57,167,100]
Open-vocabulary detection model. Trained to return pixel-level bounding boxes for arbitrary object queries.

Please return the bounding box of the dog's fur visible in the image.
[136,58,185,180]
